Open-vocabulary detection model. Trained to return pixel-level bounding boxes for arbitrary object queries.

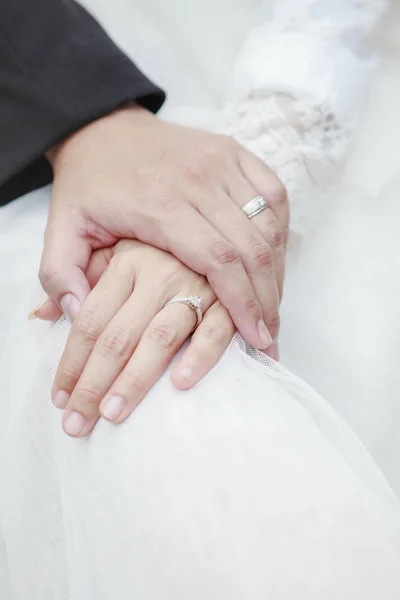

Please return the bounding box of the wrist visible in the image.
[45,103,155,171]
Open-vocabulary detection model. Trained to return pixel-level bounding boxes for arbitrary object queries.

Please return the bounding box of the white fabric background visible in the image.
[280,3,400,495]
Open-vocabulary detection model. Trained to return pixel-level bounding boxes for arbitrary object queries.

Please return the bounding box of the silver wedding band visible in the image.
[164,295,203,331]
[242,195,268,219]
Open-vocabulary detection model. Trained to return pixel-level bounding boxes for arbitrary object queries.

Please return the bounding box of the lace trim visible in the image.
[223,0,390,236]
[220,95,351,236]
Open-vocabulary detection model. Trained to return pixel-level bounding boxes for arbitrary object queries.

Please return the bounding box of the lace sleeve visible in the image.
[219,0,389,237]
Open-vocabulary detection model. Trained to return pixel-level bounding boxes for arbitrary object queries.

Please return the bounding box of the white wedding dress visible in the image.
[1,0,400,598]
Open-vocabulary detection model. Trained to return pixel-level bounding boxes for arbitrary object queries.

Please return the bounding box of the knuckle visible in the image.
[73,385,100,409]
[200,321,232,344]
[245,297,261,315]
[208,240,241,268]
[265,225,285,250]
[183,160,207,185]
[149,182,179,215]
[57,364,80,389]
[97,327,132,359]
[156,195,180,217]
[158,261,183,288]
[146,322,178,349]
[120,369,147,397]
[38,262,56,290]
[73,309,103,344]
[272,229,285,250]
[270,180,288,205]
[248,240,274,270]
[109,252,130,273]
[266,312,281,338]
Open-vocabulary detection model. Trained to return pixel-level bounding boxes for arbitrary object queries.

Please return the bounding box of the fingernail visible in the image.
[101,395,125,421]
[258,320,273,349]
[179,367,192,382]
[63,411,85,436]
[60,294,80,323]
[53,390,70,409]
[28,298,48,320]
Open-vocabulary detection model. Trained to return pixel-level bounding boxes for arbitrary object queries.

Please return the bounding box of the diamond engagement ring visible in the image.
[165,295,203,331]
[242,195,268,219]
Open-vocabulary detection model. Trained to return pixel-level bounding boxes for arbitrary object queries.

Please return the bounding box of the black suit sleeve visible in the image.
[0,0,165,205]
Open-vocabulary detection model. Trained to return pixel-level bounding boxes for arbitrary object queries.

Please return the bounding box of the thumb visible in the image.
[33,246,114,321]
[39,213,92,322]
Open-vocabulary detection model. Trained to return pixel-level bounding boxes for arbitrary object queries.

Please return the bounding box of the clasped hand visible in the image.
[35,106,288,436]
[40,105,288,349]
[44,241,237,436]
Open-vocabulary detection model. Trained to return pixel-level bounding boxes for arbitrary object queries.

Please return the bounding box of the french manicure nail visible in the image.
[63,411,85,436]
[257,320,273,349]
[53,390,70,409]
[101,395,125,421]
[28,298,48,320]
[60,294,80,323]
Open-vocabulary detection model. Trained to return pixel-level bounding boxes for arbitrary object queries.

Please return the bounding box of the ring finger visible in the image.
[237,148,290,238]
[98,294,214,425]
[198,191,280,341]
[229,174,286,300]
[52,253,137,408]
[171,300,236,389]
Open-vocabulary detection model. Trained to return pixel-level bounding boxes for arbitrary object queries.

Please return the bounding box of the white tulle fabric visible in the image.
[1,0,399,598]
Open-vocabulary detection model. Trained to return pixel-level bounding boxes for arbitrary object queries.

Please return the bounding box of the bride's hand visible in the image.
[47,240,237,437]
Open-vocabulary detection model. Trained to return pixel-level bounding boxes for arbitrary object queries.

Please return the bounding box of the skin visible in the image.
[47,240,237,437]
[40,104,289,352]
[35,229,279,437]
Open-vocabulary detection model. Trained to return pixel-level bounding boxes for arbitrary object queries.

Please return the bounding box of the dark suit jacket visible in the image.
[0,0,165,205]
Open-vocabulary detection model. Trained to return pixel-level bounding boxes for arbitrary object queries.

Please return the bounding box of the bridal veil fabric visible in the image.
[1,0,400,598]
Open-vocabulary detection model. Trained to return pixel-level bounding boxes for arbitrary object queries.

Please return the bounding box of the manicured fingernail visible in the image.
[258,320,273,349]
[53,390,70,409]
[60,294,80,322]
[63,411,85,436]
[101,395,125,421]
[28,298,48,320]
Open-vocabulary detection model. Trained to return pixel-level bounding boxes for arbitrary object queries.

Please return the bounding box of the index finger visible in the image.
[51,254,135,409]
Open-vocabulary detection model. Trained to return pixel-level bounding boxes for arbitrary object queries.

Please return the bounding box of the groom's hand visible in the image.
[40,105,288,349]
